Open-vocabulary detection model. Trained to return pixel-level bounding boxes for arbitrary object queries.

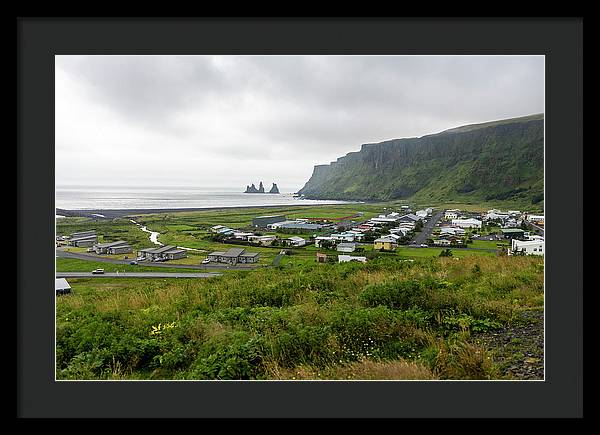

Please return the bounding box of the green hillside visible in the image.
[298,114,544,210]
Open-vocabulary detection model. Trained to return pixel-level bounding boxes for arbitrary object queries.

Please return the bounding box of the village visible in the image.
[55,205,545,275]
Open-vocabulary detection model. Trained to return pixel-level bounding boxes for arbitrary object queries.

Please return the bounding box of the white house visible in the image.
[452,218,482,229]
[389,227,410,236]
[525,234,544,241]
[338,255,367,263]
[444,210,460,220]
[331,233,356,242]
[286,236,307,247]
[440,226,466,236]
[314,236,335,248]
[416,208,432,218]
[526,214,545,225]
[485,211,509,221]
[232,232,255,241]
[511,239,544,256]
[336,242,357,253]
[247,235,277,246]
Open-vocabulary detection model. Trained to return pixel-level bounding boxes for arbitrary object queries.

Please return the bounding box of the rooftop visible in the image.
[55,278,71,291]
[94,240,130,248]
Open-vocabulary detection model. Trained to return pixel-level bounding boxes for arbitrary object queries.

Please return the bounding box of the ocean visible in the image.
[55,185,356,211]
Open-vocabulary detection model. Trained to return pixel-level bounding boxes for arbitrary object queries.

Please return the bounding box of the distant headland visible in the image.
[244,182,280,194]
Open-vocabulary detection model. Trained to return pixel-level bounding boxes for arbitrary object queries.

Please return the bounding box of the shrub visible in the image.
[359,279,427,310]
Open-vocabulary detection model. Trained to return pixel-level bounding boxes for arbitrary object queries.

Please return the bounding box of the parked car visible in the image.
[201,259,210,264]
[129,261,138,265]
[420,244,428,248]
[91,268,105,274]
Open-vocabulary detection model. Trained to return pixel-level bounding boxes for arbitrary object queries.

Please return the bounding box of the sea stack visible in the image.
[244,181,278,193]
[268,183,280,194]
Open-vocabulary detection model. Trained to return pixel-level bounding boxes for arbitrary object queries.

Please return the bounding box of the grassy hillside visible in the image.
[298,114,544,209]
[56,255,544,380]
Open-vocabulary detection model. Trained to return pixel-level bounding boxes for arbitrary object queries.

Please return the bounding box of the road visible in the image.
[56,249,260,270]
[410,210,445,245]
[529,222,545,236]
[56,272,221,278]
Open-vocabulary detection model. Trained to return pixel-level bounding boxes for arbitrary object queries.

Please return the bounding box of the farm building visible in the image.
[138,245,187,261]
[252,215,287,228]
[336,242,357,253]
[93,240,132,255]
[338,255,367,263]
[511,239,544,256]
[55,278,71,295]
[207,247,260,265]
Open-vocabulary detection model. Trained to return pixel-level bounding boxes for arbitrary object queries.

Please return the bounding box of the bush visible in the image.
[359,279,428,310]
[191,335,264,379]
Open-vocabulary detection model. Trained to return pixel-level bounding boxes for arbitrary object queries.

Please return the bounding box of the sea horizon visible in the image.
[55,185,354,211]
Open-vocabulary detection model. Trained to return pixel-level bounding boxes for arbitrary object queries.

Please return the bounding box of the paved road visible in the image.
[529,222,545,236]
[56,272,221,278]
[410,210,445,245]
[56,249,260,270]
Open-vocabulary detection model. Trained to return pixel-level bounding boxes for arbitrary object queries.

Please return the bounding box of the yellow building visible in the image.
[374,237,398,251]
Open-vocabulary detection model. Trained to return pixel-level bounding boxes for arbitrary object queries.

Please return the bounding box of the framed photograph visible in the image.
[18,17,582,419]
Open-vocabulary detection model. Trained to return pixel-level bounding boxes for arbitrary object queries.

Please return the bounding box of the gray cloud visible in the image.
[55,55,544,190]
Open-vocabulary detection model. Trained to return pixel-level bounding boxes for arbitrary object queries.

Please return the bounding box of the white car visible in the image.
[420,244,428,248]
[91,268,105,274]
[201,259,210,264]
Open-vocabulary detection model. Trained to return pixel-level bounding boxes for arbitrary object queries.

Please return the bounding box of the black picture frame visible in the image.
[17,17,583,419]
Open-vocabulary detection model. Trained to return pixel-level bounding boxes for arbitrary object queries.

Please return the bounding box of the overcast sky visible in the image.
[55,55,544,191]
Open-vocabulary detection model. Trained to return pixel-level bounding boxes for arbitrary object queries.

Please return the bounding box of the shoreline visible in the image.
[56,201,367,219]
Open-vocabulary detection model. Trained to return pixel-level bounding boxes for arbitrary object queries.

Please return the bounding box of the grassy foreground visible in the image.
[56,255,544,380]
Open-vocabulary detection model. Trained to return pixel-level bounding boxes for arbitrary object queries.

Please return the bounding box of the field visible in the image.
[56,255,544,380]
[55,203,543,380]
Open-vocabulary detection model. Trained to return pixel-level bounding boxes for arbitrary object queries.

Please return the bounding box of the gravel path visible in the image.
[473,309,544,380]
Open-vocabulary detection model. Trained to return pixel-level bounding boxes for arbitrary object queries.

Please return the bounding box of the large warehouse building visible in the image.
[252,215,286,228]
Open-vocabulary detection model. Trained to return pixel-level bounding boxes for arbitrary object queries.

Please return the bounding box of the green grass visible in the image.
[56,254,543,380]
[56,258,203,273]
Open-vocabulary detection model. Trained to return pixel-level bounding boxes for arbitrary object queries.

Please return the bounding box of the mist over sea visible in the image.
[55,185,355,211]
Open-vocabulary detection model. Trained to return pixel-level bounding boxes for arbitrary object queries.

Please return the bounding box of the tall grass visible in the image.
[56,255,543,380]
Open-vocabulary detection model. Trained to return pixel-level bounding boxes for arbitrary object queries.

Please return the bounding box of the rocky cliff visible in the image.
[297,114,544,207]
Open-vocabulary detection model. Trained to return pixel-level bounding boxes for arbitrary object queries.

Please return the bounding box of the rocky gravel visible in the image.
[473,309,544,380]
